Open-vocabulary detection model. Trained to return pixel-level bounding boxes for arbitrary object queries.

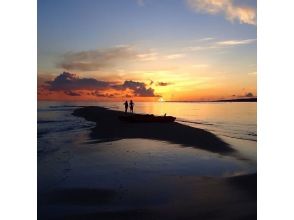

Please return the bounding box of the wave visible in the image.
[219,133,257,142]
[176,119,257,142]
[176,119,214,126]
[49,105,81,108]
[37,120,71,124]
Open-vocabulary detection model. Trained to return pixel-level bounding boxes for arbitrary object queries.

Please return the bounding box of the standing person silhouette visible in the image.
[129,100,134,113]
[124,100,128,113]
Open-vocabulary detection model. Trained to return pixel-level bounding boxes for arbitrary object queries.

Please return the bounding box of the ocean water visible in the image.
[38,101,256,189]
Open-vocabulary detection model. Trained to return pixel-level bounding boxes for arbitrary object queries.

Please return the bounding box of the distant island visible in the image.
[166,97,257,103]
[213,97,257,102]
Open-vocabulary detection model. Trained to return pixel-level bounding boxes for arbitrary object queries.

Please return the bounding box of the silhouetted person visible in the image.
[129,100,134,113]
[124,100,128,113]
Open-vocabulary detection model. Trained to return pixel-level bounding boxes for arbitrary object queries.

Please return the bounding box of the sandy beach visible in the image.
[73,106,234,153]
[38,105,256,220]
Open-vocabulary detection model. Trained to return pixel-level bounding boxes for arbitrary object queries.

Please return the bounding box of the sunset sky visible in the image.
[38,0,256,101]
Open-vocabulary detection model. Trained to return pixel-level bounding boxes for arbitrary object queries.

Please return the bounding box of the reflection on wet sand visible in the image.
[39,174,256,220]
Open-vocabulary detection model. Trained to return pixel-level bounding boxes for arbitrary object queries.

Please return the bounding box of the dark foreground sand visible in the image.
[38,106,256,220]
[39,173,256,220]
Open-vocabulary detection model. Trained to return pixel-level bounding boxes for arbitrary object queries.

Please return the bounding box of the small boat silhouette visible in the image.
[119,114,176,123]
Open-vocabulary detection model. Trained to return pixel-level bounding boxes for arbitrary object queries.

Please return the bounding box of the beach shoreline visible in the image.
[72,106,235,154]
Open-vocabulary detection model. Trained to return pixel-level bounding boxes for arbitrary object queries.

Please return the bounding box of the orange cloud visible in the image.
[38,72,160,101]
[186,0,256,25]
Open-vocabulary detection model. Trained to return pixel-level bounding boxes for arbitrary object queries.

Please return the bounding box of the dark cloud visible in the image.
[91,90,105,97]
[230,92,255,98]
[245,92,254,97]
[156,82,173,86]
[43,72,159,98]
[113,80,159,97]
[58,46,138,71]
[46,72,111,91]
[64,90,81,96]
[91,90,118,98]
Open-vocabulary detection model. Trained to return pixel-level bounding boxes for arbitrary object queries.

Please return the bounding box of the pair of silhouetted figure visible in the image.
[124,100,134,113]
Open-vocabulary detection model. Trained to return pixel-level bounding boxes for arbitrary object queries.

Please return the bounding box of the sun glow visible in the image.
[158,97,165,102]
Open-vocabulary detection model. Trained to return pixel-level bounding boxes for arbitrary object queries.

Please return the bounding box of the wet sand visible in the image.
[39,173,256,220]
[38,106,256,220]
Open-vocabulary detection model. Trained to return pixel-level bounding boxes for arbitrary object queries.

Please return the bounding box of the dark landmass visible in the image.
[166,97,257,103]
[213,97,257,102]
[72,106,234,153]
